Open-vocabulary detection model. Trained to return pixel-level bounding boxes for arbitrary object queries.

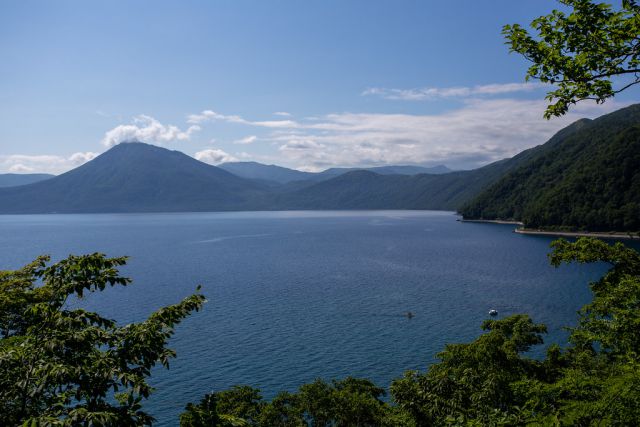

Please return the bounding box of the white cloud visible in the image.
[0,152,100,174]
[194,149,237,165]
[183,98,628,171]
[273,111,292,117]
[101,115,200,147]
[187,110,245,125]
[107,92,627,172]
[69,151,99,165]
[278,138,324,151]
[234,135,257,145]
[261,98,627,171]
[362,82,544,101]
[187,109,299,129]
[8,164,34,173]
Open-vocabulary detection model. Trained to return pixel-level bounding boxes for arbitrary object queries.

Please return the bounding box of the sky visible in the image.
[0,0,637,174]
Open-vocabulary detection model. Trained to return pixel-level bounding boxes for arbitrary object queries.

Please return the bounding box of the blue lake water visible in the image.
[0,211,610,424]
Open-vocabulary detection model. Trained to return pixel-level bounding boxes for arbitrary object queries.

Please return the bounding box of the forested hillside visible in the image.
[460,104,640,231]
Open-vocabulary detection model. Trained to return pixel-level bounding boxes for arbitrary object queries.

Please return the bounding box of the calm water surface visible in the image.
[0,211,608,424]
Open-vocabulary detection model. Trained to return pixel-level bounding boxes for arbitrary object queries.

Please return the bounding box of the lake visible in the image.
[0,210,607,425]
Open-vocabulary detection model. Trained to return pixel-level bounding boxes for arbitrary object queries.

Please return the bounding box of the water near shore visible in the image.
[0,211,612,424]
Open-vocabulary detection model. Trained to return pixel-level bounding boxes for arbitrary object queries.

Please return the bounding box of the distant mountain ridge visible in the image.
[0,173,54,187]
[1,105,638,228]
[219,161,451,184]
[0,143,509,213]
[218,162,313,184]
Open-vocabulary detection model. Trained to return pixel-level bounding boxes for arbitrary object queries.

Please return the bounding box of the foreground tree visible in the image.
[504,0,640,118]
[391,315,546,425]
[180,378,414,427]
[0,254,205,426]
[393,238,640,425]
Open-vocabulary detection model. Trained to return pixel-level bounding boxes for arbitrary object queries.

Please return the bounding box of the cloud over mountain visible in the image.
[194,148,237,165]
[101,115,200,147]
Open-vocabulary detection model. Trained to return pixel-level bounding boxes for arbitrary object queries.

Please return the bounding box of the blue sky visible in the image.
[0,0,636,173]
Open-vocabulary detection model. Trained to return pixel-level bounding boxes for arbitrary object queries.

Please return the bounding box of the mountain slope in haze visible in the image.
[460,104,640,231]
[0,143,268,213]
[219,162,315,184]
[315,165,452,180]
[219,161,452,184]
[0,173,54,187]
[274,165,515,211]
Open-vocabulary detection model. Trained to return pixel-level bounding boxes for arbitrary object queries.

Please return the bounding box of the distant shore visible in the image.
[458,217,639,240]
[515,228,640,240]
[458,218,524,226]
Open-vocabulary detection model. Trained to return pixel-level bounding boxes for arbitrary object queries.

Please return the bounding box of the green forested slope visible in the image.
[460,104,640,231]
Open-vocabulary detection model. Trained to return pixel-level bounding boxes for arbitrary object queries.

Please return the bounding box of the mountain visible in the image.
[219,161,452,184]
[275,161,523,211]
[460,104,640,231]
[2,105,637,218]
[218,161,314,184]
[316,164,451,179]
[0,173,54,187]
[0,143,268,213]
[0,144,509,213]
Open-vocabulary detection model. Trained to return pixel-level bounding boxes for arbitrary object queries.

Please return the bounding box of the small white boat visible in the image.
[489,309,498,316]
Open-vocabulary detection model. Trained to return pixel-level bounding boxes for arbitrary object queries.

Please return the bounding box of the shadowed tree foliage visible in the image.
[0,254,205,426]
[391,315,547,426]
[180,377,414,427]
[504,0,640,118]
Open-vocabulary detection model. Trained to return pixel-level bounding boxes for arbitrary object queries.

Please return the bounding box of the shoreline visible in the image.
[458,218,524,226]
[515,228,640,240]
[458,217,639,240]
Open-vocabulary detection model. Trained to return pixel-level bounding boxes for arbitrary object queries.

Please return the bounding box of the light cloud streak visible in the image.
[362,82,544,101]
[1,152,99,174]
[233,135,257,145]
[187,109,299,128]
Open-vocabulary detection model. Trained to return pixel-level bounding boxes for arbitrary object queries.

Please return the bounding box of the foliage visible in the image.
[180,377,414,427]
[504,0,640,118]
[0,253,205,426]
[460,104,640,231]
[391,315,546,426]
